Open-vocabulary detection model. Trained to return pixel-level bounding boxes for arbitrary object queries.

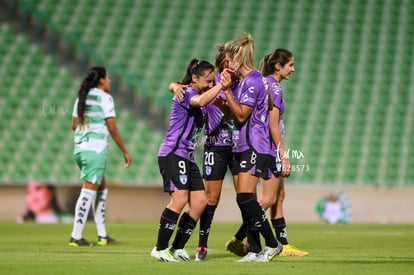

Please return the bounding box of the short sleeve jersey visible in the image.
[72,88,116,154]
[267,76,285,158]
[158,86,204,162]
[233,70,270,154]
[203,74,237,147]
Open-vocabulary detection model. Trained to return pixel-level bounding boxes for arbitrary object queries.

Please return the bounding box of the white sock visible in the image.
[71,188,96,240]
[94,188,108,237]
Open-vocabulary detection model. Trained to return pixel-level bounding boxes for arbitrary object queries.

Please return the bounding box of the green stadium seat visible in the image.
[0,0,411,187]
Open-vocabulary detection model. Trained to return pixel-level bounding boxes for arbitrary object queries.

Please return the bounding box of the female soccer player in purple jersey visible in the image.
[151,59,232,262]
[260,49,309,256]
[169,45,240,261]
[195,45,240,261]
[226,49,309,258]
[220,32,282,262]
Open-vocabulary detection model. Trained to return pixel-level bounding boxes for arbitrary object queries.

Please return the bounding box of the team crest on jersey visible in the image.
[179,175,188,185]
[205,166,212,176]
[276,162,282,172]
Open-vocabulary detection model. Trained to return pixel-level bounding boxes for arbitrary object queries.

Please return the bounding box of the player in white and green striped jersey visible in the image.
[69,67,131,247]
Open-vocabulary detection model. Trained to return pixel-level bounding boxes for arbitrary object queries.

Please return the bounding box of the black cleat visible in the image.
[69,237,93,247]
[97,235,117,246]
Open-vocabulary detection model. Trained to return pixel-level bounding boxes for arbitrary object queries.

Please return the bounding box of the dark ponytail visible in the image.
[180,59,215,85]
[77,67,106,125]
[259,53,274,77]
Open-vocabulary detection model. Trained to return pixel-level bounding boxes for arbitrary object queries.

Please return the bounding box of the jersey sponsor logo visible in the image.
[242,94,255,103]
[179,175,188,185]
[219,131,230,138]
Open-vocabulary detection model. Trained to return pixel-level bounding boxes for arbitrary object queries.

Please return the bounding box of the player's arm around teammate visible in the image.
[152,59,231,262]
[168,47,239,261]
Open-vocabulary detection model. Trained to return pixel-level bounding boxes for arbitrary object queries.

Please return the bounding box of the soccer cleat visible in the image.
[195,247,208,261]
[97,235,117,246]
[151,246,177,262]
[225,237,248,256]
[279,244,309,256]
[260,242,283,262]
[236,252,262,262]
[170,247,191,262]
[69,237,93,247]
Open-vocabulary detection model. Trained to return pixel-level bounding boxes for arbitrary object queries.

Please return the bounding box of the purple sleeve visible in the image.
[271,84,283,110]
[238,77,262,107]
[266,76,284,112]
[179,87,198,109]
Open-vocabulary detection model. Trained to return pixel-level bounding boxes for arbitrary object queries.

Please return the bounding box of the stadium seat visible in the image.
[0,0,412,187]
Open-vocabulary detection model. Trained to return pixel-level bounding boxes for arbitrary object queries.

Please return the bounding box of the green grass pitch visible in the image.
[0,222,413,274]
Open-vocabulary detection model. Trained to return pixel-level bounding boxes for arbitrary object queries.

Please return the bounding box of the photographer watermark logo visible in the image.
[41,98,70,116]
